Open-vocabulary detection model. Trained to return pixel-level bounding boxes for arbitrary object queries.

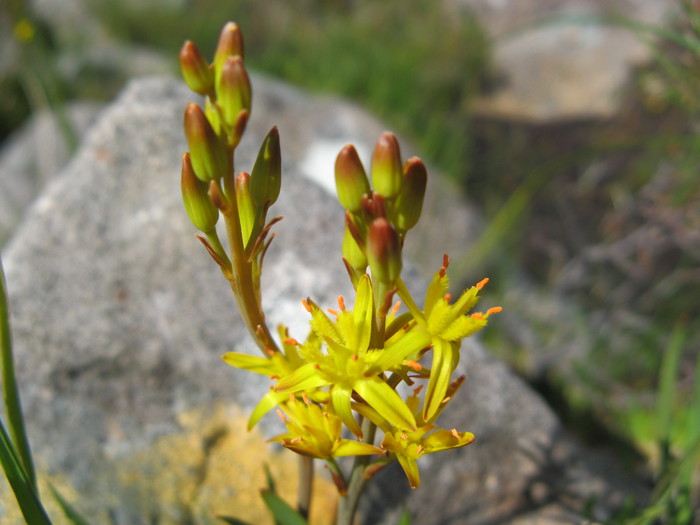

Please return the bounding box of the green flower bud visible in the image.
[250,126,281,208]
[371,132,402,199]
[214,22,244,86]
[184,103,230,182]
[335,144,370,212]
[217,56,252,130]
[342,222,367,274]
[179,40,213,96]
[367,217,402,285]
[181,153,219,232]
[236,172,256,245]
[204,97,221,136]
[394,157,427,232]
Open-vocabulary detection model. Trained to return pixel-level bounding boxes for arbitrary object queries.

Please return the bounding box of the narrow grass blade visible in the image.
[49,484,90,525]
[260,489,309,525]
[656,320,686,470]
[0,420,52,524]
[0,257,37,490]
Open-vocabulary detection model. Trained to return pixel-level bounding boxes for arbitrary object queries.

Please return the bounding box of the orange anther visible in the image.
[276,409,287,422]
[264,347,275,356]
[351,354,359,361]
[401,432,408,440]
[302,393,311,405]
[415,445,424,455]
[337,296,346,311]
[392,301,402,315]
[301,298,312,312]
[290,436,302,444]
[450,428,459,438]
[270,375,280,380]
[476,277,489,290]
[327,308,340,316]
[444,293,452,303]
[283,337,299,346]
[487,306,503,315]
[413,385,424,395]
[404,360,422,371]
[471,313,484,320]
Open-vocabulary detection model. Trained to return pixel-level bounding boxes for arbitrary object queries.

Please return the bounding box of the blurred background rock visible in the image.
[1,0,698,521]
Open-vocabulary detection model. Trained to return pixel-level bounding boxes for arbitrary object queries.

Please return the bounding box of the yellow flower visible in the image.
[270,394,384,460]
[397,255,502,422]
[274,275,432,437]
[356,378,474,488]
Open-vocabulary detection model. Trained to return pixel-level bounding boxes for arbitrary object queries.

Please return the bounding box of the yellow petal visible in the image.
[356,377,416,431]
[332,384,362,437]
[275,363,328,393]
[222,352,278,375]
[333,439,384,457]
[423,338,455,422]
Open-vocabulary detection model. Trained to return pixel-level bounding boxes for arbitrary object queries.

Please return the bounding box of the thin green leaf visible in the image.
[0,420,52,524]
[49,484,90,525]
[0,257,37,490]
[260,489,309,525]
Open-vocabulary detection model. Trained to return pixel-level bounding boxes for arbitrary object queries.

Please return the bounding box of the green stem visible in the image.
[336,418,377,525]
[221,172,279,354]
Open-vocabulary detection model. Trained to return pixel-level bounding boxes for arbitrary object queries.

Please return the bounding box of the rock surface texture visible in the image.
[451,0,676,121]
[1,76,646,524]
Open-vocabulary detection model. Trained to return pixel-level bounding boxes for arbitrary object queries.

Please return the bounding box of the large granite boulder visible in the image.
[0,76,646,524]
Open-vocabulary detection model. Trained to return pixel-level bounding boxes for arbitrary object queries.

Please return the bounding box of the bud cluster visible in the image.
[335,133,427,292]
[180,23,282,354]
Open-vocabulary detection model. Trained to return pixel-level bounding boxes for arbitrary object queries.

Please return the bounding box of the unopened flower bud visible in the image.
[342,223,367,274]
[184,103,230,182]
[367,217,402,285]
[371,132,402,199]
[250,126,281,208]
[335,145,370,212]
[236,172,256,245]
[181,153,219,231]
[179,40,213,96]
[217,56,252,129]
[394,157,427,232]
[214,22,244,85]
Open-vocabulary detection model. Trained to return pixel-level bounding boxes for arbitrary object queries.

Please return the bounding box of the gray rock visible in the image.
[0,103,103,246]
[0,76,646,524]
[451,0,677,121]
